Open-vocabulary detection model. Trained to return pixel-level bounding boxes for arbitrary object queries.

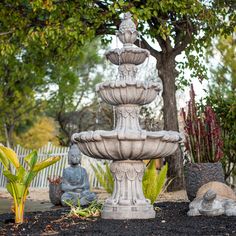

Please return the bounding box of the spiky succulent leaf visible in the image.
[155,163,168,199]
[96,163,105,176]
[91,162,113,194]
[142,160,158,204]
[105,161,114,192]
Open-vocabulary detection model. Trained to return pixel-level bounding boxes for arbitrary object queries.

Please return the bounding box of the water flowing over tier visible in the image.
[72,130,183,160]
[96,80,161,105]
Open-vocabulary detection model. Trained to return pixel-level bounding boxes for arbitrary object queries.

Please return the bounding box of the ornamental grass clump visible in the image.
[0,146,60,224]
[181,85,224,163]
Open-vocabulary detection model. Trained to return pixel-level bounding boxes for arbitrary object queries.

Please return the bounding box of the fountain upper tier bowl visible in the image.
[96,80,161,105]
[105,47,150,65]
[72,130,183,160]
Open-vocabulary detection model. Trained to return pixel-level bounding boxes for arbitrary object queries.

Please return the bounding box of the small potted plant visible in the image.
[48,176,63,206]
[181,85,224,201]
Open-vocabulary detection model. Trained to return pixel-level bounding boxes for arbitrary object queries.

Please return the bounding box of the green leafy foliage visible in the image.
[90,161,114,194]
[143,161,168,204]
[15,117,59,149]
[67,200,103,218]
[45,40,110,146]
[0,51,47,147]
[0,146,60,223]
[92,160,168,204]
[0,38,107,147]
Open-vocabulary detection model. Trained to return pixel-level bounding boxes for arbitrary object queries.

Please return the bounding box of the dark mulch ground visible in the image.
[0,202,236,236]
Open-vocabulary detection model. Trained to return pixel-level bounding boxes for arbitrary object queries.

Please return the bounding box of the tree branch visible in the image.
[134,36,160,61]
[172,19,194,56]
[0,30,14,36]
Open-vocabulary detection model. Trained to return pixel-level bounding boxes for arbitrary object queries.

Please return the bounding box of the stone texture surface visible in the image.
[188,181,236,217]
[196,181,236,201]
[102,160,156,219]
[105,47,150,65]
[72,130,182,161]
[117,12,138,45]
[96,80,161,105]
[60,144,96,206]
[185,162,225,201]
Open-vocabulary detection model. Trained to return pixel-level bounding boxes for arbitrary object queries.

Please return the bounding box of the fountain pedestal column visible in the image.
[102,160,156,219]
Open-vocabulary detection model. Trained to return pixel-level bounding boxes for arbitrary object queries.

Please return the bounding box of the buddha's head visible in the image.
[68,144,81,165]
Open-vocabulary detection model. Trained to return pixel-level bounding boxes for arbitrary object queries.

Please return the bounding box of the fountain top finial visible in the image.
[119,12,136,33]
[118,12,138,46]
[124,12,132,19]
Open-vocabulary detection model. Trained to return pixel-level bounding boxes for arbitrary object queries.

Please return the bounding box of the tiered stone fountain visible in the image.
[72,12,183,219]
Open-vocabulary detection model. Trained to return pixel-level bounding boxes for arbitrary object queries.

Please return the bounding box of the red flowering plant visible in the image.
[181,85,224,163]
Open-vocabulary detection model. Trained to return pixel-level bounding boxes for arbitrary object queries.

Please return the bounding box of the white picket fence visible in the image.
[2,143,235,189]
[0,142,108,188]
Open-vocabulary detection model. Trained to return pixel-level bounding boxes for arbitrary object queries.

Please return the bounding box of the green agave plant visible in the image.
[142,160,168,204]
[90,161,114,194]
[0,146,60,223]
[91,160,168,204]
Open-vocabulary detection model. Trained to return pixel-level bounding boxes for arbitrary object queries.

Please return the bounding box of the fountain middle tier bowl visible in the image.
[96,80,161,105]
[105,47,150,65]
[72,130,183,160]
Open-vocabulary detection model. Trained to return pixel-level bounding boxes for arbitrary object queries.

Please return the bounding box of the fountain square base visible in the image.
[101,160,156,219]
[102,204,155,219]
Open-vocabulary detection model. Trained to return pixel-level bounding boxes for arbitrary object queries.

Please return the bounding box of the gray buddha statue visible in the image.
[61,144,96,206]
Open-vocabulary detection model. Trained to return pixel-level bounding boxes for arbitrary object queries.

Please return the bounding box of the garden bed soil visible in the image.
[0,202,236,236]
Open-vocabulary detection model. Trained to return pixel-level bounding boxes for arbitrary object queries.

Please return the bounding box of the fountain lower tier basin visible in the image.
[105,47,150,65]
[72,130,183,160]
[96,80,161,105]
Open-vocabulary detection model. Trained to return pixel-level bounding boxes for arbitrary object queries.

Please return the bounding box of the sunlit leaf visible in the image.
[3,170,17,182]
[16,166,27,183]
[0,148,10,170]
[0,146,20,169]
[33,156,60,172]
[24,150,38,169]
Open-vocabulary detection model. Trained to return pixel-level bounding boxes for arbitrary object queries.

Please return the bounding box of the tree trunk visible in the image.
[156,54,184,191]
[4,122,14,148]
